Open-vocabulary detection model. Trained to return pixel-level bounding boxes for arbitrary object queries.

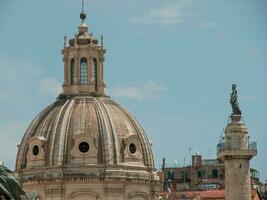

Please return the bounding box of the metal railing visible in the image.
[202,159,221,165]
[217,141,257,153]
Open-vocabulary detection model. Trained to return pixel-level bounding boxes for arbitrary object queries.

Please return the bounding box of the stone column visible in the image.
[224,159,251,200]
[217,115,257,200]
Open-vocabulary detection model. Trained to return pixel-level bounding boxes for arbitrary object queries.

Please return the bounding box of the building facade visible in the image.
[162,155,224,192]
[161,155,260,193]
[15,5,159,200]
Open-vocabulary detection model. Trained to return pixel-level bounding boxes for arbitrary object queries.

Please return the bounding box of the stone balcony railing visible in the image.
[217,141,257,153]
[217,141,257,159]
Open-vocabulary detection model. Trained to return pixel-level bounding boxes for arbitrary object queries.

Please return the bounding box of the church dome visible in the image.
[15,3,159,199]
[16,95,155,170]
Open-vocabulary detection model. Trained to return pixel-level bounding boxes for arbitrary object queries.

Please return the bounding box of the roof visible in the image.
[160,189,262,199]
[16,95,156,182]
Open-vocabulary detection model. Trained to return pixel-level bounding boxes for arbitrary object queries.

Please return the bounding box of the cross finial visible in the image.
[80,0,86,22]
[82,0,84,13]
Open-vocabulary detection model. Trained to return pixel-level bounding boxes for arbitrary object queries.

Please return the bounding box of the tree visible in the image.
[0,165,26,200]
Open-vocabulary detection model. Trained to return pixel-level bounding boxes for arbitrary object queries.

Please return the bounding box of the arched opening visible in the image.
[80,57,88,84]
[71,59,75,84]
[93,58,98,91]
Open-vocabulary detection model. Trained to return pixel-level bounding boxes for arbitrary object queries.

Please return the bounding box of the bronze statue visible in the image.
[230,84,242,115]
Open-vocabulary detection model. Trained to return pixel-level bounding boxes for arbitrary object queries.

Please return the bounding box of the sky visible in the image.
[0,0,266,181]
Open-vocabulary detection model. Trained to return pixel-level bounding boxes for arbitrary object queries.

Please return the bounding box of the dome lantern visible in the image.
[62,0,105,96]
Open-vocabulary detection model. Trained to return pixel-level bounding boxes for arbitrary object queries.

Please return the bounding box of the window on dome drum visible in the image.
[129,143,137,154]
[32,145,39,156]
[80,58,88,84]
[71,59,76,84]
[78,142,90,153]
[93,58,97,82]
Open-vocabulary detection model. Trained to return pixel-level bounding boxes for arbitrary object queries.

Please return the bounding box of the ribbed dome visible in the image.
[15,7,160,198]
[16,95,155,172]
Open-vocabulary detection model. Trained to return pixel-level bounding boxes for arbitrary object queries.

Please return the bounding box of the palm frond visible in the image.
[0,165,25,200]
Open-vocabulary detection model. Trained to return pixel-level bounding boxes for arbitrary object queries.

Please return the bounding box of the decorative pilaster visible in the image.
[77,56,81,84]
[89,55,94,83]
[63,57,68,86]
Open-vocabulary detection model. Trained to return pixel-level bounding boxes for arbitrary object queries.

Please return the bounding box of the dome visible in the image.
[15,4,159,199]
[16,95,155,170]
[15,95,159,199]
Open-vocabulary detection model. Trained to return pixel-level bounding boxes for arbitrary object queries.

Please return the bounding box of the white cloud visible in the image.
[38,78,62,96]
[108,81,165,100]
[198,22,215,29]
[217,29,226,37]
[0,54,43,102]
[0,92,8,101]
[0,121,27,169]
[145,2,187,25]
[242,95,257,101]
[129,0,203,26]
[0,54,62,98]
[246,48,257,56]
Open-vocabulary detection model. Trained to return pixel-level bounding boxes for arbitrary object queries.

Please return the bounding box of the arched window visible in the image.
[70,59,75,84]
[93,58,97,82]
[80,57,88,84]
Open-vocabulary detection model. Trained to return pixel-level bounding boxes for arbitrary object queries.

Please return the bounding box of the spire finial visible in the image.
[82,0,85,13]
[101,35,104,48]
[64,34,67,48]
[80,0,86,22]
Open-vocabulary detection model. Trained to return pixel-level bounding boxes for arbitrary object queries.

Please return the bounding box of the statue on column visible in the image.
[230,84,242,115]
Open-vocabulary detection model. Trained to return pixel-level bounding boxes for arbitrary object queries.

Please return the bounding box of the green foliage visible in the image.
[0,165,26,200]
[90,91,101,97]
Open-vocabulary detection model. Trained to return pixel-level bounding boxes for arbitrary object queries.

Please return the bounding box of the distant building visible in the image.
[159,189,262,200]
[161,155,261,193]
[161,155,224,192]
[260,182,267,200]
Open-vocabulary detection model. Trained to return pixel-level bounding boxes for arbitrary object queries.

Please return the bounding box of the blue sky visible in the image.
[0,0,266,180]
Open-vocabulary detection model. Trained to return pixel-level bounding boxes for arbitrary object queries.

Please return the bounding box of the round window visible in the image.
[78,142,90,153]
[32,145,39,156]
[129,143,137,154]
